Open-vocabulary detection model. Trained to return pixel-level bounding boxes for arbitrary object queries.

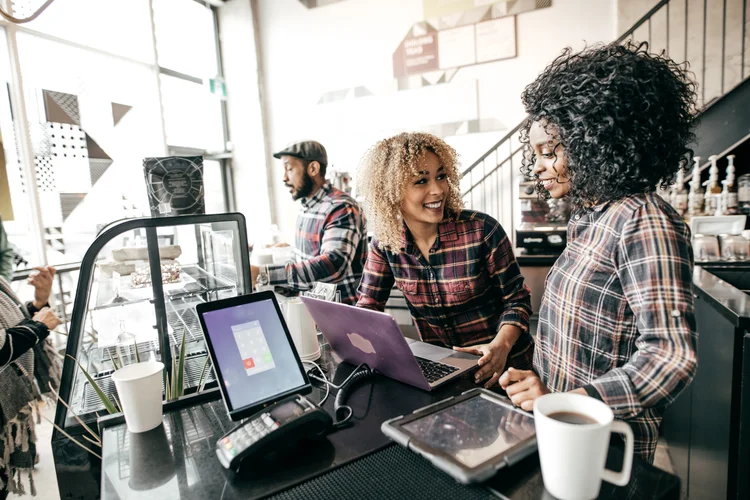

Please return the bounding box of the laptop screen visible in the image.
[199,295,308,416]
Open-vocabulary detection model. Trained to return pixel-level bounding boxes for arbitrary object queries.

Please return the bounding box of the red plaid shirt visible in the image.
[357,210,534,368]
[268,183,366,305]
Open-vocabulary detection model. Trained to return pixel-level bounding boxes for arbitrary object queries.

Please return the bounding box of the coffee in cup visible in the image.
[533,393,634,500]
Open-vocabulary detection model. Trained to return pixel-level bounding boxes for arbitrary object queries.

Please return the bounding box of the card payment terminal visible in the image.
[216,394,332,472]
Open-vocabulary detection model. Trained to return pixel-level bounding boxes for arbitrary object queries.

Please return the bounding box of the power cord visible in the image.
[302,360,374,429]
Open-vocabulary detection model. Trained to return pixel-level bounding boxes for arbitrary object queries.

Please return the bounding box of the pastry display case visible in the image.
[52,213,250,499]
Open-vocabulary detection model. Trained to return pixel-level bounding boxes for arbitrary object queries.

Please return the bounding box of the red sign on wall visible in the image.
[393,25,440,77]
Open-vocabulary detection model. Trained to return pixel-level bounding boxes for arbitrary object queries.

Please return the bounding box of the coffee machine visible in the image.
[515,180,570,254]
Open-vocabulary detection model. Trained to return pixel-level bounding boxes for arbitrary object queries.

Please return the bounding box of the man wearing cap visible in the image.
[251,140,367,304]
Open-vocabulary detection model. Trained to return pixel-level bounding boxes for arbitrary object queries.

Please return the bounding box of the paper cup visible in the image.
[286,298,320,361]
[112,361,164,433]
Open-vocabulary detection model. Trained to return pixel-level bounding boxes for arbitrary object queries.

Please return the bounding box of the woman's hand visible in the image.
[453,339,512,388]
[499,368,550,411]
[28,266,55,309]
[33,307,62,331]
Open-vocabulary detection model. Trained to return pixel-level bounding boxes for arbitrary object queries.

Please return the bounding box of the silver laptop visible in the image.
[299,296,479,391]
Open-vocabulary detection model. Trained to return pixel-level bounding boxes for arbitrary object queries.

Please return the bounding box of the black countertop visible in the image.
[100,342,680,500]
[693,264,750,330]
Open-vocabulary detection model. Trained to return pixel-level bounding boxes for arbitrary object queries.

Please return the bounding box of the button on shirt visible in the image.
[267,183,367,305]
[535,193,698,461]
[357,210,534,368]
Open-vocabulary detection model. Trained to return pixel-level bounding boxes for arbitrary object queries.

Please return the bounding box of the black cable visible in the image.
[302,361,375,430]
[332,367,375,428]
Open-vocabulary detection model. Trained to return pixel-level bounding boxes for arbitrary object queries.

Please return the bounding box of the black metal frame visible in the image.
[52,213,250,433]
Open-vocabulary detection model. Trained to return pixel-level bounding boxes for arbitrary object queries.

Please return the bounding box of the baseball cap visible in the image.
[272,140,328,166]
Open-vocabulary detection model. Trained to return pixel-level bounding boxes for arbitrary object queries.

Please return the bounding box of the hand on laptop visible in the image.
[453,341,511,389]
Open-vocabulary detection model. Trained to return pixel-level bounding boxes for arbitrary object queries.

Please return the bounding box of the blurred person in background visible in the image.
[0,265,61,498]
[0,217,15,282]
[251,140,367,304]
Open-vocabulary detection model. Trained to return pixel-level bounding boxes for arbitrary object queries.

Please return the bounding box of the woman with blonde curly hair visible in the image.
[356,132,533,387]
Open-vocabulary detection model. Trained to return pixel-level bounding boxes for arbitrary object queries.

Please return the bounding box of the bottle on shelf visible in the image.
[703,155,722,216]
[687,156,705,217]
[720,155,739,216]
[670,168,688,216]
[738,158,750,216]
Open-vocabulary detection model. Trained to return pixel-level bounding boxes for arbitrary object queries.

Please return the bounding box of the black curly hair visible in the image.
[519,41,698,208]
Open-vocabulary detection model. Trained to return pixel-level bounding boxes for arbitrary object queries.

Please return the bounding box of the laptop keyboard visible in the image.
[415,357,459,383]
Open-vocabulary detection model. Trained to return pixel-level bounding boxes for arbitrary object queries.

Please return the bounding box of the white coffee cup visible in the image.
[286,298,320,361]
[533,393,634,500]
[112,361,165,433]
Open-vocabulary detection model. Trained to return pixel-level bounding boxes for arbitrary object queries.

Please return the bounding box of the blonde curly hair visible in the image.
[357,132,464,253]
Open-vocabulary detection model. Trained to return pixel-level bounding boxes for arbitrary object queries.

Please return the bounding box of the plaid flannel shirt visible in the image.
[535,193,698,462]
[268,183,366,305]
[357,210,534,368]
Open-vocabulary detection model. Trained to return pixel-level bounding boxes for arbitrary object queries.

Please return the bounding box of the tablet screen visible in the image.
[402,393,535,467]
[200,297,307,413]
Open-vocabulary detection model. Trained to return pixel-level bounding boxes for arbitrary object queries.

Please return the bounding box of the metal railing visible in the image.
[461,0,750,226]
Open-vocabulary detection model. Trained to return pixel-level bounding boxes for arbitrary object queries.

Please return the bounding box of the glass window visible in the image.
[160,74,225,152]
[203,159,226,214]
[153,0,219,78]
[12,0,155,64]
[4,0,230,267]
[0,28,40,264]
[18,33,165,265]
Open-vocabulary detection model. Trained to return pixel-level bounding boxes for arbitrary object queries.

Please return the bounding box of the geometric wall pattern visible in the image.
[34,155,55,192]
[111,102,132,126]
[23,88,130,235]
[89,158,113,186]
[44,90,80,126]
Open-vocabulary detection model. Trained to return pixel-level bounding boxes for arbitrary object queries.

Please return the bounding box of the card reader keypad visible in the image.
[219,413,279,459]
[415,357,459,383]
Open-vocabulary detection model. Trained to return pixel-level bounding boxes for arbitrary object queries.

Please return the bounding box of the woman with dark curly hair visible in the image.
[498,42,699,463]
[356,132,534,387]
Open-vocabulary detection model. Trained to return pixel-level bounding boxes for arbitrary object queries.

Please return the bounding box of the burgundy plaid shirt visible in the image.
[268,183,367,305]
[535,193,698,461]
[357,210,534,368]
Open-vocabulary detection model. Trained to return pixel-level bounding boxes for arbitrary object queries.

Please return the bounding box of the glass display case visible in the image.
[52,213,249,499]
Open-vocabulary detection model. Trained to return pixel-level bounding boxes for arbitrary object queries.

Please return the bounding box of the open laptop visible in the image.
[299,296,479,391]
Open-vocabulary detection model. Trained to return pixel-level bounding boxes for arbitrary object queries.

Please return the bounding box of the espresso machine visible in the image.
[515,180,570,254]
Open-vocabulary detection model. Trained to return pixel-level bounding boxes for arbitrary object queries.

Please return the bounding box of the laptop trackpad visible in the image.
[407,339,462,362]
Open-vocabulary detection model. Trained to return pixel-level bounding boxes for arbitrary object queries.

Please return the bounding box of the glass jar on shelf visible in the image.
[738,173,750,215]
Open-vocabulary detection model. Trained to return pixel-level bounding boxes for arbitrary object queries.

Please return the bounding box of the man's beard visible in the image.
[291,172,315,201]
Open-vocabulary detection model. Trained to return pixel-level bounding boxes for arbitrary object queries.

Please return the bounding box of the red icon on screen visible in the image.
[243,358,255,369]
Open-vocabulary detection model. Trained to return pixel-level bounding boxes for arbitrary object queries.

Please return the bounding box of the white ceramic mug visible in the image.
[286,298,320,361]
[533,393,634,500]
[111,361,164,433]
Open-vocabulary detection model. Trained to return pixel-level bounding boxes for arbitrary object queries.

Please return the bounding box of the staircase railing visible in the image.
[461,0,749,235]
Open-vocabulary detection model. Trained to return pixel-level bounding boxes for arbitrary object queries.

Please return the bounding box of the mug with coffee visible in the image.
[533,393,634,500]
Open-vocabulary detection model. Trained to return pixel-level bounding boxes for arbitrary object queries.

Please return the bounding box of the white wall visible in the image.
[254,0,617,238]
